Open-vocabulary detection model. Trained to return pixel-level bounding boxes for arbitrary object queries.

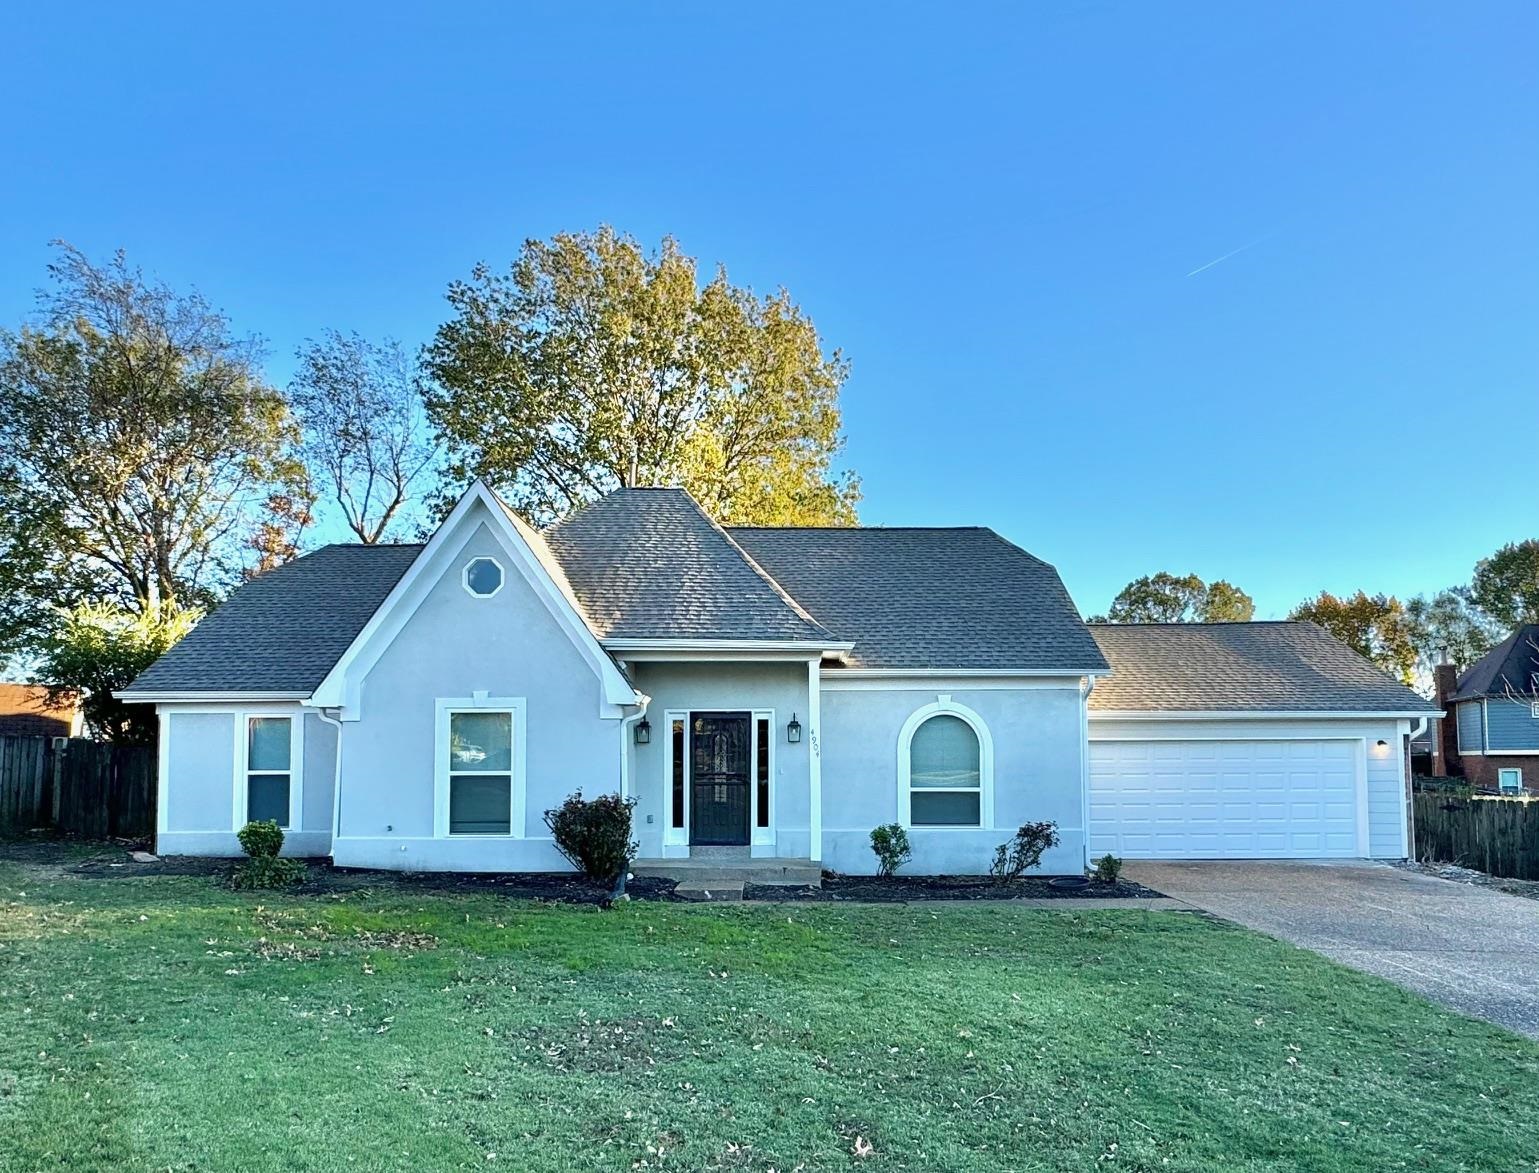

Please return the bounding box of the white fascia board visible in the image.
[310,482,638,713]
[115,690,311,703]
[825,668,1108,679]
[1087,708,1444,721]
[604,639,854,653]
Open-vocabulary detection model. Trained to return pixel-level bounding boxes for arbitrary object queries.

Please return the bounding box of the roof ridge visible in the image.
[725,524,990,532]
[1088,620,1306,628]
[676,493,836,640]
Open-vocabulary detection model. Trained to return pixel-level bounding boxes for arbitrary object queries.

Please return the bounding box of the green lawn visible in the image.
[2,857,1537,1172]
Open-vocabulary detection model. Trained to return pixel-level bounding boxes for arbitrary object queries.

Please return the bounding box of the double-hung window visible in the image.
[446,709,515,834]
[246,716,293,826]
[1499,767,1524,793]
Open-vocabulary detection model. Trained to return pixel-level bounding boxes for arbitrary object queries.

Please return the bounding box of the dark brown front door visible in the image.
[690,713,751,846]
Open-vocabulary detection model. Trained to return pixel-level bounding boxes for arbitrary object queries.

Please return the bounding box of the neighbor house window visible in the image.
[247,716,292,827]
[1499,768,1523,793]
[447,710,513,833]
[463,557,504,598]
[907,713,983,826]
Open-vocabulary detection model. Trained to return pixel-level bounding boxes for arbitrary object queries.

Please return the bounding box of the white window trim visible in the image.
[897,695,994,830]
[433,694,527,838]
[461,555,506,598]
[1499,767,1524,792]
[660,708,775,848]
[233,711,304,832]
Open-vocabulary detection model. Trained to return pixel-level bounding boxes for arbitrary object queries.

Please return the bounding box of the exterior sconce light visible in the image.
[1371,738,1388,757]
[634,718,651,746]
[787,714,802,744]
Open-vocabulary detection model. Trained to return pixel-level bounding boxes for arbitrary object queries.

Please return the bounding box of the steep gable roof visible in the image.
[545,489,840,645]
[1451,625,1539,701]
[122,544,422,695]
[1088,621,1437,713]
[728,526,1108,672]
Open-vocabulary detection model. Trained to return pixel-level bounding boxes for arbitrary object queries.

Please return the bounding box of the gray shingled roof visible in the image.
[1452,624,1539,700]
[545,489,838,644]
[123,544,421,694]
[728,526,1109,672]
[1088,622,1437,712]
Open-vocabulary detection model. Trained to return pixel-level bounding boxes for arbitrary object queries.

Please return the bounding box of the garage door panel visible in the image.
[1089,738,1361,859]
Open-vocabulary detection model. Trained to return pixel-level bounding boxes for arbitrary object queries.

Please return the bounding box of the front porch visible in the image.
[631,846,821,900]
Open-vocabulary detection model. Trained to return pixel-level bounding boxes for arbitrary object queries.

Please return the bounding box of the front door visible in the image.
[690,712,751,846]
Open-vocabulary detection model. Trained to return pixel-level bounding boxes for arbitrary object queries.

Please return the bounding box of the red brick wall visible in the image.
[1459,754,1539,794]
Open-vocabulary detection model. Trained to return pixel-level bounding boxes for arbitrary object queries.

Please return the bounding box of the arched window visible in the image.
[898,700,992,827]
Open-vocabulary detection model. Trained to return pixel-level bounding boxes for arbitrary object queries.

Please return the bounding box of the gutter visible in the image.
[317,708,345,851]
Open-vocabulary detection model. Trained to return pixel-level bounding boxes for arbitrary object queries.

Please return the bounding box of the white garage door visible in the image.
[1089,739,1362,859]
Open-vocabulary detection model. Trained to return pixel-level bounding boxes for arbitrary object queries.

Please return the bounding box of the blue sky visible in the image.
[2,2,1534,618]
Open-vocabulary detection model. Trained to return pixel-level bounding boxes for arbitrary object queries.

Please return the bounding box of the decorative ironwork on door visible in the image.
[690,713,750,845]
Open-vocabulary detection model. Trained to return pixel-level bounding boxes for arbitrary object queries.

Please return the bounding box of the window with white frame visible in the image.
[446,710,514,834]
[463,557,504,598]
[907,713,983,826]
[246,716,293,826]
[1499,767,1523,793]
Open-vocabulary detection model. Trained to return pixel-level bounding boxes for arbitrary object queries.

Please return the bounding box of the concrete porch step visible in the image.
[632,857,822,888]
[674,881,744,902]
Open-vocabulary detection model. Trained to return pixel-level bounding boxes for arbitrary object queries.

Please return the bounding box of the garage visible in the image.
[1085,622,1437,861]
[1088,738,1363,859]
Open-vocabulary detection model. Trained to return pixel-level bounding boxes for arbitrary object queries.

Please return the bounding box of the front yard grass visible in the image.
[1,857,1536,1172]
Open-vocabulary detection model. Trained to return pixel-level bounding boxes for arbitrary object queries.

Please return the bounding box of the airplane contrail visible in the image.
[1186,233,1273,277]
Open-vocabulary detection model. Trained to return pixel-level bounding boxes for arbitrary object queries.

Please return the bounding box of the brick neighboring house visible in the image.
[0,682,82,740]
[1434,624,1539,793]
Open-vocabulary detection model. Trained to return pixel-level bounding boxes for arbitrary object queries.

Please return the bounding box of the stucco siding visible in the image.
[1457,701,1485,754]
[1087,715,1409,859]
[818,682,1087,875]
[1484,698,1539,751]
[627,661,812,859]
[332,521,620,871]
[158,704,332,857]
[163,712,234,834]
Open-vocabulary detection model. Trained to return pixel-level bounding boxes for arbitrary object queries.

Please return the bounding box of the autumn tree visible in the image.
[37,602,200,744]
[0,244,305,664]
[1089,572,1255,624]
[1289,591,1417,682]
[289,330,438,542]
[422,226,859,526]
[1402,588,1498,676]
[1470,540,1539,631]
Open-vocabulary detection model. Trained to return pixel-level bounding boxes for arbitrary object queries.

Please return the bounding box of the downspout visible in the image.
[317,709,344,861]
[615,693,651,902]
[1080,676,1095,872]
[1406,715,1429,862]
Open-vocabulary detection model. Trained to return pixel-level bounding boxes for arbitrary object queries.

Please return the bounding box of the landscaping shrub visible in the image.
[989,820,1059,885]
[869,823,912,877]
[1091,853,1123,884]
[544,791,638,882]
[231,819,306,889]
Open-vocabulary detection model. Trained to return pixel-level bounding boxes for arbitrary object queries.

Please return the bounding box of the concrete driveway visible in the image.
[1127,860,1539,1039]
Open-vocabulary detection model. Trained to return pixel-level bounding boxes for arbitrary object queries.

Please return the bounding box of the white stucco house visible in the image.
[119,482,1438,875]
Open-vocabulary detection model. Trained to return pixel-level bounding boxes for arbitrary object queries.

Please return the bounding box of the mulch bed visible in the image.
[746,874,1162,902]
[9,836,1163,905]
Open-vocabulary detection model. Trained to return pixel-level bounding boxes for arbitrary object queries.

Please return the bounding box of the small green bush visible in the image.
[237,819,284,859]
[231,819,305,888]
[869,823,912,877]
[1091,853,1123,884]
[544,791,638,882]
[231,856,307,890]
[989,820,1060,885]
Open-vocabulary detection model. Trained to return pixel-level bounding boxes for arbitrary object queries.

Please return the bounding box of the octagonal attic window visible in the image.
[463,557,504,598]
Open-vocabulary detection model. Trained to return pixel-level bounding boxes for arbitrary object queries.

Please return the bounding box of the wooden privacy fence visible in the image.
[0,735,155,839]
[1413,791,1539,881]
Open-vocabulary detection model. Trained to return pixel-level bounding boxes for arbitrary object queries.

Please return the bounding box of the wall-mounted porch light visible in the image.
[1371,738,1389,757]
[787,714,802,744]
[634,718,651,746]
